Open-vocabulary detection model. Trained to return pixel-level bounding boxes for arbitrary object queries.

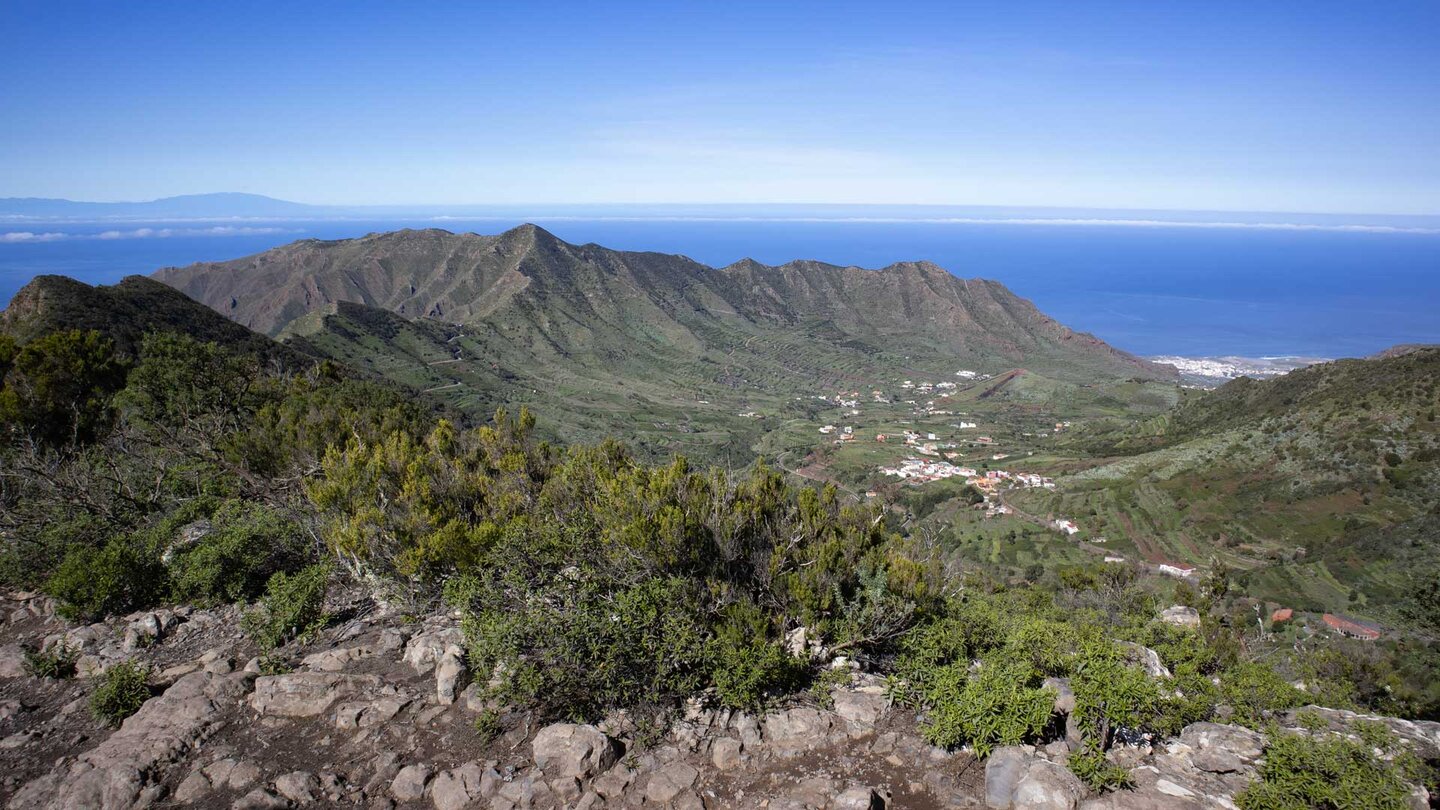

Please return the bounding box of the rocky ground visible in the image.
[0,590,1435,810]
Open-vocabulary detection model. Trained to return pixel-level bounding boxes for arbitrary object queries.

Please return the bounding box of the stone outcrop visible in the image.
[249,671,383,717]
[7,671,254,809]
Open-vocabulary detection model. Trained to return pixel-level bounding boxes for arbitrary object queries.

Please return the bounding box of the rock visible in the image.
[274,771,321,804]
[163,520,212,564]
[1013,760,1085,809]
[1043,678,1076,714]
[402,627,464,675]
[175,769,213,802]
[645,762,699,804]
[1159,606,1202,629]
[0,645,27,678]
[228,760,263,790]
[711,737,744,770]
[429,762,485,810]
[232,788,289,810]
[389,764,431,801]
[1176,722,1264,763]
[435,645,468,704]
[531,723,621,780]
[249,672,382,717]
[0,700,23,721]
[592,765,635,800]
[763,707,836,755]
[7,671,254,810]
[832,688,888,728]
[785,626,810,658]
[1280,706,1440,759]
[301,646,373,672]
[986,747,1031,809]
[336,696,410,730]
[986,747,1086,809]
[833,786,886,809]
[1117,642,1171,679]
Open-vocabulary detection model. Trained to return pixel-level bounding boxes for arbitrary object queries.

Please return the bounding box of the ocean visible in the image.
[2,216,1438,358]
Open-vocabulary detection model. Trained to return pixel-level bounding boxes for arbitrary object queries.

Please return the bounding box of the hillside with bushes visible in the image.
[0,274,1436,808]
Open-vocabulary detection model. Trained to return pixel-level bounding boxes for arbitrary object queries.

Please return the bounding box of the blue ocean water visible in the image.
[2,216,1438,358]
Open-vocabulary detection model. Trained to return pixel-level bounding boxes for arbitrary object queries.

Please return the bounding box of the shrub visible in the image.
[1236,726,1421,810]
[22,644,77,679]
[1218,662,1305,729]
[459,570,712,722]
[46,535,168,622]
[242,563,331,653]
[917,651,1056,755]
[167,500,308,605]
[89,660,152,728]
[711,605,804,711]
[1067,740,1133,792]
[1071,639,1164,746]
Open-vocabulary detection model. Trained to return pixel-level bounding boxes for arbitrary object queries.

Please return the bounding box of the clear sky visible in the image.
[3,1,1437,213]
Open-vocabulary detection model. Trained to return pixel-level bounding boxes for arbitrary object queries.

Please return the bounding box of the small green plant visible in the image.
[242,563,331,653]
[711,605,805,712]
[89,660,152,728]
[1067,741,1133,792]
[473,708,502,743]
[807,667,853,710]
[22,644,77,679]
[1236,727,1420,810]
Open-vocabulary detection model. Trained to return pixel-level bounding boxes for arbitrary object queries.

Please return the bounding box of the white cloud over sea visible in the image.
[0,226,297,243]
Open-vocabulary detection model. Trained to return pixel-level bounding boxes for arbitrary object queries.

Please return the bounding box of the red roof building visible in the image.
[1270,608,1293,623]
[1322,613,1381,640]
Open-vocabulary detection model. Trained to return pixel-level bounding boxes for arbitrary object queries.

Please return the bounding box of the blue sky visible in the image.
[2,1,1437,213]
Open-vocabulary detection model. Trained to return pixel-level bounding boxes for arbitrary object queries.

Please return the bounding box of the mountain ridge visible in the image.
[154,223,1175,383]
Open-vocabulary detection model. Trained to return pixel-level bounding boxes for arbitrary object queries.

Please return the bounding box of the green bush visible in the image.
[22,644,77,679]
[89,660,152,728]
[1067,741,1133,792]
[167,500,308,605]
[242,563,331,653]
[459,569,711,722]
[1236,726,1421,810]
[712,636,803,711]
[1072,640,1165,745]
[1218,662,1305,729]
[46,535,168,622]
[915,651,1056,755]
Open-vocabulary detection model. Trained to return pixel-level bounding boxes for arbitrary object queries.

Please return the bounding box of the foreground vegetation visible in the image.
[2,324,1437,802]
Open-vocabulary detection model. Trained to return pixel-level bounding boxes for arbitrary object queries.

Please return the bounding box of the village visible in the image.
[782,370,1394,650]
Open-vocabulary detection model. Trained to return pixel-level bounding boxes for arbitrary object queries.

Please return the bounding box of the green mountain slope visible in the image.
[0,274,298,362]
[153,225,1175,456]
[1014,348,1440,625]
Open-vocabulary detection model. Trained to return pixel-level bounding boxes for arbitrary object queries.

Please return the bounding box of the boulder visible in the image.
[389,764,432,801]
[987,747,1086,810]
[402,627,464,675]
[832,686,888,728]
[429,762,486,810]
[986,747,1031,809]
[1117,642,1171,679]
[531,723,621,780]
[1159,606,1202,629]
[763,707,836,755]
[232,788,289,810]
[0,645,29,678]
[435,646,468,704]
[1280,706,1440,759]
[249,672,382,717]
[1013,760,1086,809]
[833,786,887,809]
[645,762,699,804]
[711,737,744,771]
[274,771,321,804]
